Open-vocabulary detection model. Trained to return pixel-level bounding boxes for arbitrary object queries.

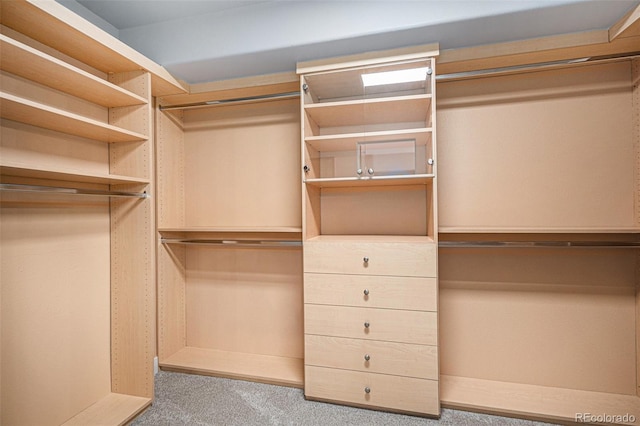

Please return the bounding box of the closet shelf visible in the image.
[306,235,435,244]
[439,226,640,234]
[439,240,640,249]
[61,393,151,426]
[0,183,148,198]
[160,347,304,388]
[304,174,434,188]
[0,92,148,143]
[161,239,302,248]
[0,34,148,108]
[305,128,432,152]
[158,226,303,234]
[440,375,640,425]
[0,164,149,185]
[304,94,431,128]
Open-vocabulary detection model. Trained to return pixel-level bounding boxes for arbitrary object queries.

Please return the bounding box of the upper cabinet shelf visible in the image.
[0,34,148,108]
[304,94,432,130]
[0,92,148,143]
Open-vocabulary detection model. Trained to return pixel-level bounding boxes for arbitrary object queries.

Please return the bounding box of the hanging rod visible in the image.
[438,241,640,249]
[159,91,301,111]
[161,238,302,248]
[0,183,148,198]
[436,54,640,82]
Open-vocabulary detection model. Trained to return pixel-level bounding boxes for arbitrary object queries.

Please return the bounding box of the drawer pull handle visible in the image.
[364,354,370,361]
[363,289,369,296]
[364,322,370,329]
[363,257,369,264]
[364,387,371,394]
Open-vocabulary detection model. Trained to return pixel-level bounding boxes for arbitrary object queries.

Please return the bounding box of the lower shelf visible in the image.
[160,347,304,388]
[62,393,151,426]
[441,375,640,425]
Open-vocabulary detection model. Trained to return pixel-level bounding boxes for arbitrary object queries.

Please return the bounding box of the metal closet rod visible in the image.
[159,91,301,111]
[438,241,640,249]
[0,183,148,198]
[161,238,302,248]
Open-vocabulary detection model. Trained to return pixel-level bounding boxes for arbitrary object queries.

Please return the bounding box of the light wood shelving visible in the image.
[0,33,148,108]
[298,46,441,417]
[0,92,148,143]
[156,78,304,389]
[0,1,186,424]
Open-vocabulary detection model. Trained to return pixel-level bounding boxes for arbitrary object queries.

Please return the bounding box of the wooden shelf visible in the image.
[306,235,435,243]
[439,226,640,234]
[306,128,432,152]
[1,164,149,185]
[160,347,304,388]
[0,92,148,143]
[304,94,431,128]
[0,0,188,97]
[0,34,148,108]
[441,375,640,424]
[305,174,434,188]
[159,226,303,234]
[61,393,151,426]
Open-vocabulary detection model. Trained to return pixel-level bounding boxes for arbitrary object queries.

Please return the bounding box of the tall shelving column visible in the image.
[0,1,187,424]
[297,45,441,417]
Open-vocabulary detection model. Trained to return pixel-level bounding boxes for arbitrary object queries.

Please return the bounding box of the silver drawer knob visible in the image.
[367,168,374,175]
[364,354,370,361]
[356,168,363,175]
[364,387,371,394]
[363,289,369,296]
[364,322,370,329]
[363,257,369,264]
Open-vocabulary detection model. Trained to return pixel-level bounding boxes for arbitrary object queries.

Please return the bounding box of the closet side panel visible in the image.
[109,71,155,398]
[156,107,186,359]
[182,99,301,228]
[0,194,111,426]
[437,61,635,231]
[634,57,640,397]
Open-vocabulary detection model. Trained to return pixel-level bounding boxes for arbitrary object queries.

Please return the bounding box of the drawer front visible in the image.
[304,304,437,345]
[305,365,439,416]
[304,273,437,311]
[305,334,438,380]
[304,241,436,277]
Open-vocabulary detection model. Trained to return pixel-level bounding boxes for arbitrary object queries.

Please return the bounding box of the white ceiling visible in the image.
[62,0,640,84]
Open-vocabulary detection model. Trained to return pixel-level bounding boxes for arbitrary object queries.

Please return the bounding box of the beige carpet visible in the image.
[131,371,553,426]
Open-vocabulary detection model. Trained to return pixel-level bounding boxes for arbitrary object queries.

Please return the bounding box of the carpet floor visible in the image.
[131,371,553,426]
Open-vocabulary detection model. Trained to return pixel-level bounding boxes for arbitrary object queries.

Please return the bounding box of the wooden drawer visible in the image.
[304,273,437,311]
[305,365,439,416]
[304,304,437,345]
[304,240,436,277]
[305,334,438,380]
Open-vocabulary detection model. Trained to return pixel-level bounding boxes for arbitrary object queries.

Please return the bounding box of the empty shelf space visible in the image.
[305,174,434,188]
[1,163,149,185]
[306,128,432,152]
[0,92,148,143]
[440,375,640,424]
[61,393,151,426]
[304,94,431,128]
[160,347,304,388]
[0,34,148,108]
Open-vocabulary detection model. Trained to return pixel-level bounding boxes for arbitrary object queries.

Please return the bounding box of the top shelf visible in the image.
[0,0,187,97]
[0,34,148,108]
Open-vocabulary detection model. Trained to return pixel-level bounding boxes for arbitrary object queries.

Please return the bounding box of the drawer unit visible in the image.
[305,365,439,415]
[305,335,438,380]
[304,240,437,277]
[304,273,437,311]
[304,304,437,345]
